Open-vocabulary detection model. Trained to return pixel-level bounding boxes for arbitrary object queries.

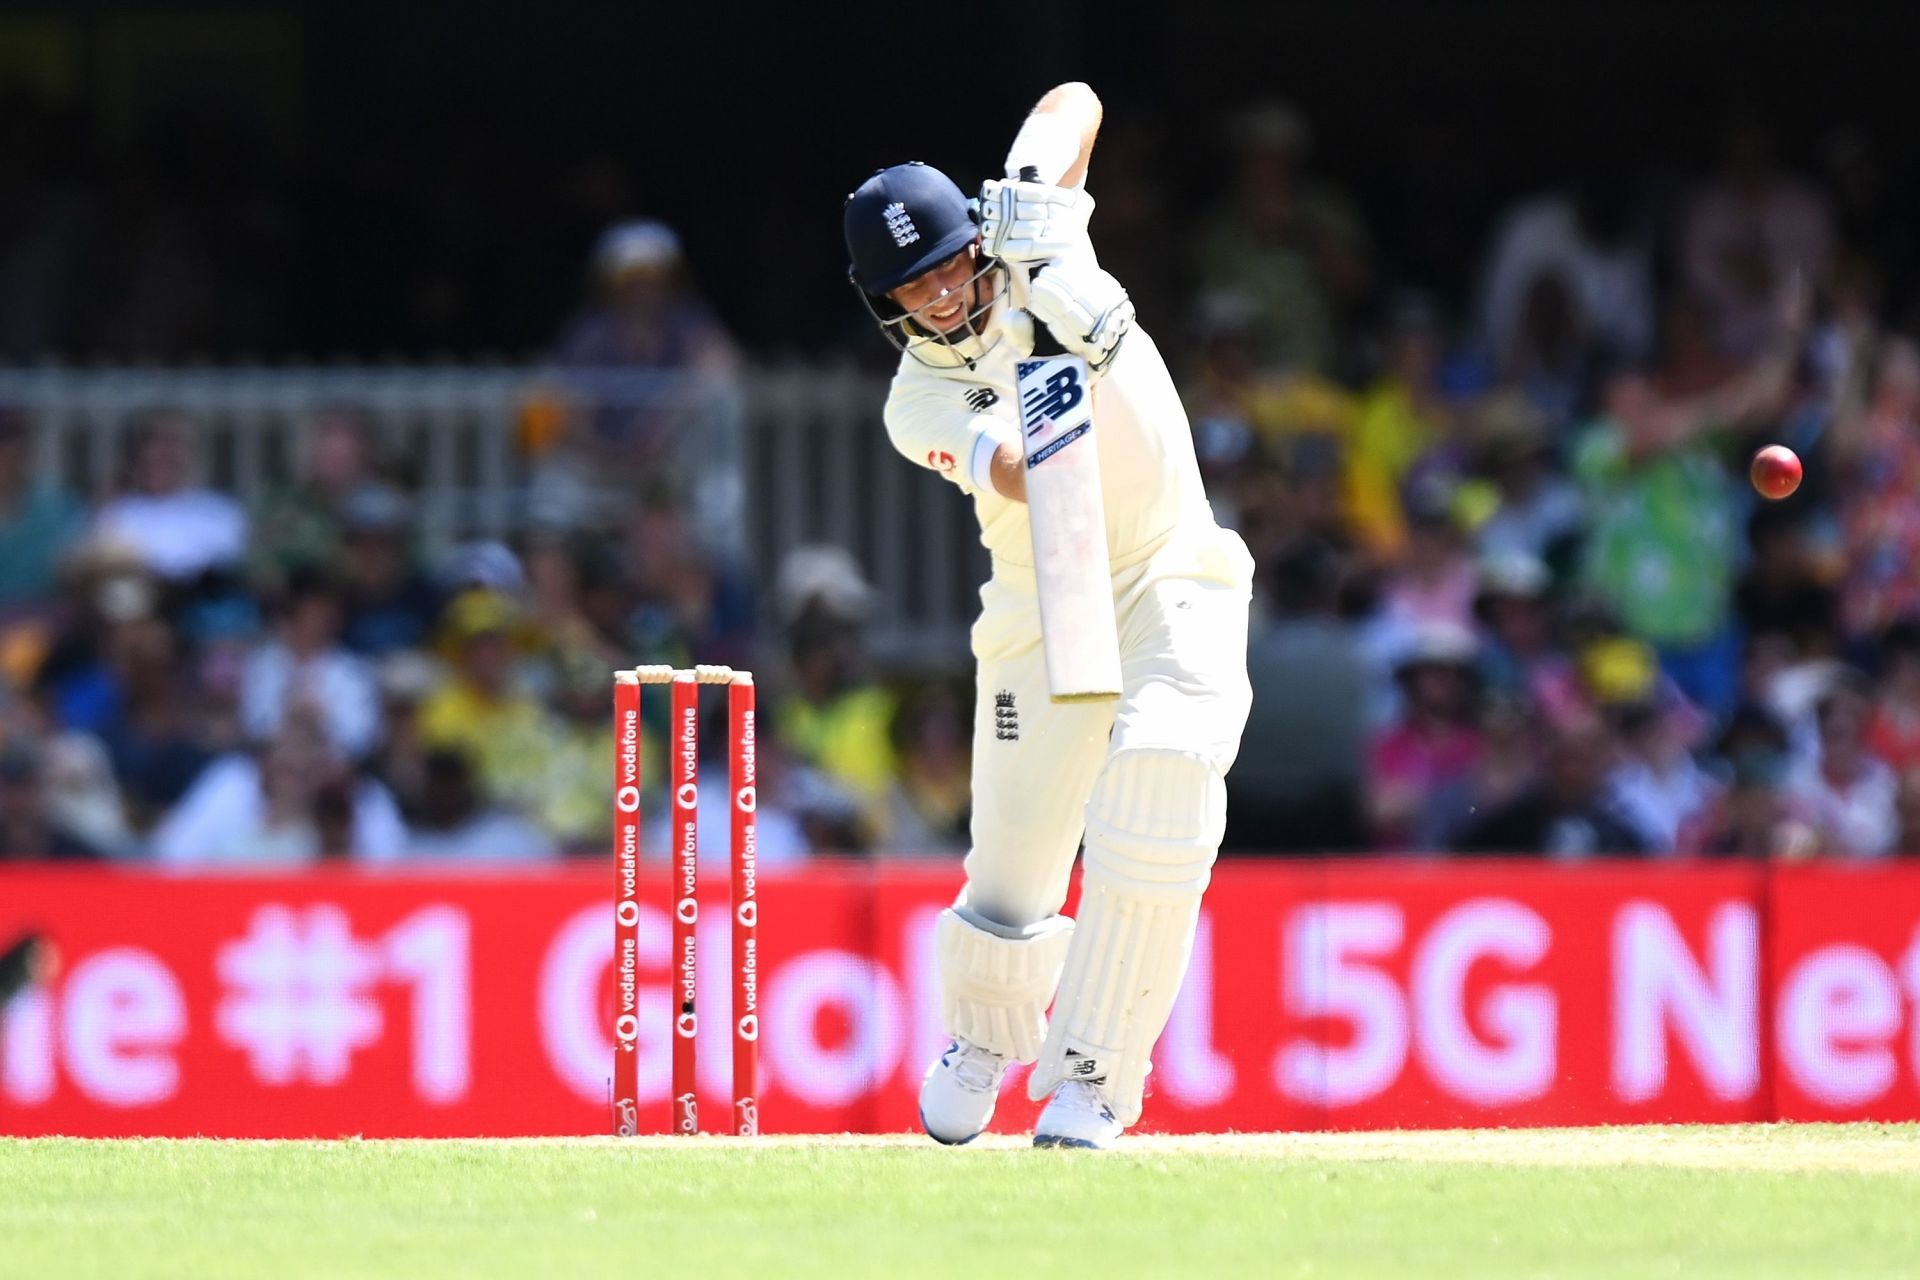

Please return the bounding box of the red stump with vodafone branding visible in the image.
[610,674,643,1136]
[670,674,699,1135]
[610,665,759,1137]
[730,676,758,1136]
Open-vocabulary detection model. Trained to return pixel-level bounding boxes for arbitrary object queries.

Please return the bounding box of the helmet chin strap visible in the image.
[899,261,1008,368]
[854,255,1010,369]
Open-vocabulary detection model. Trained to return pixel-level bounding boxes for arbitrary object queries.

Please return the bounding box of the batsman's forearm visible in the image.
[990,441,1029,503]
[1007,82,1103,188]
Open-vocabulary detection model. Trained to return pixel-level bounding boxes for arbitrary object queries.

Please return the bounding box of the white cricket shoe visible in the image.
[919,1037,1008,1146]
[1032,1080,1123,1149]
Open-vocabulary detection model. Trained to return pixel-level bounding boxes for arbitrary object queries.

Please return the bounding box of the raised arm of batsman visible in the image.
[978,82,1101,261]
[984,84,1136,438]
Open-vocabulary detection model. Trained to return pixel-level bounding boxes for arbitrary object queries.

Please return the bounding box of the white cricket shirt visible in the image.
[881,261,1212,577]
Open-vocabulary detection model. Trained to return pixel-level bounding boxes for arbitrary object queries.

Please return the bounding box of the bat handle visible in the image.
[1024,321,1067,359]
[1010,166,1068,358]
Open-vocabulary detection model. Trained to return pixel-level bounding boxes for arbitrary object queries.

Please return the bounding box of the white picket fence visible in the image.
[0,366,987,662]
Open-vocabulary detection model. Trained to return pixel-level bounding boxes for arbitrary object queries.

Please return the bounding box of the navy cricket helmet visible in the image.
[843,162,1006,363]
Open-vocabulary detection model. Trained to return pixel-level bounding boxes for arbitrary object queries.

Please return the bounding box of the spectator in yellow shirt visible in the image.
[529,648,635,855]
[770,547,896,848]
[1347,298,1458,556]
[417,591,555,816]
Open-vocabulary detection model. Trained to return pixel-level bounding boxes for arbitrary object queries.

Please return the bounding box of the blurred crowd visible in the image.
[0,408,978,866]
[5,92,1920,865]
[1201,104,1920,861]
[0,369,972,869]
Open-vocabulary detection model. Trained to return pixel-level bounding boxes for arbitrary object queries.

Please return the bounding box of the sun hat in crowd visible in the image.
[1578,636,1659,706]
[1393,620,1480,675]
[341,483,413,534]
[1231,101,1312,154]
[594,220,683,279]
[1477,551,1551,602]
[776,545,875,629]
[441,541,525,596]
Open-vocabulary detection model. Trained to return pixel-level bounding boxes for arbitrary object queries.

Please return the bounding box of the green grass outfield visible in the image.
[5,1126,1919,1278]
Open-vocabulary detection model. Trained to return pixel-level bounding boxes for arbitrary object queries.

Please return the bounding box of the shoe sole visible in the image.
[1032,1133,1108,1150]
[920,1106,983,1147]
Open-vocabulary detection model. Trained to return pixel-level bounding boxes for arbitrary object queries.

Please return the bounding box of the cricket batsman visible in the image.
[842,82,1253,1147]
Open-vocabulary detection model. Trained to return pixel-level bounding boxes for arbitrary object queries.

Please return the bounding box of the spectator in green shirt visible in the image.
[1197,103,1372,378]
[250,406,381,590]
[1574,287,1806,720]
[1574,371,1740,674]
[0,412,82,612]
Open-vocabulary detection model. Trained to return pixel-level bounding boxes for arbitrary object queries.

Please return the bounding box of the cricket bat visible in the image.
[1015,322,1123,703]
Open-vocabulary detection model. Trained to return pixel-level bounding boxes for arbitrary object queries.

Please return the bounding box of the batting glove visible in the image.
[1027,258,1134,372]
[978,179,1094,264]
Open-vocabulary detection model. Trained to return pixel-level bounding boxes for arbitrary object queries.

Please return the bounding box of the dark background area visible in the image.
[5,0,1919,359]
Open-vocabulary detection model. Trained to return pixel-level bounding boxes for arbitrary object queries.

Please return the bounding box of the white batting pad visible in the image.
[935,905,1075,1063]
[1031,747,1225,1124]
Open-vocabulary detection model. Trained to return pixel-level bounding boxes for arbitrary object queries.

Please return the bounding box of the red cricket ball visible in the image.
[1750,444,1803,501]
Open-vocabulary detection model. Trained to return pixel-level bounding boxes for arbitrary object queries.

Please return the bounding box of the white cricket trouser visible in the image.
[960,521,1254,928]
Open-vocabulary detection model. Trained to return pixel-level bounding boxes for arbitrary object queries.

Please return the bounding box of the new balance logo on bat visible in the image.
[1018,364,1085,436]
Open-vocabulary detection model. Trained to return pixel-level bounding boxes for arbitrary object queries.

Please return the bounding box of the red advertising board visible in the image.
[1768,864,1920,1121]
[0,860,1914,1137]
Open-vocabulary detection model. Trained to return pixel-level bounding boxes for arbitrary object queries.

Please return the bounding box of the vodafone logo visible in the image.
[676,1011,698,1038]
[736,785,756,814]
[615,901,639,928]
[927,449,956,472]
[738,1013,759,1042]
[675,897,698,925]
[615,1013,638,1044]
[615,785,640,814]
[737,900,757,929]
[676,783,698,810]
